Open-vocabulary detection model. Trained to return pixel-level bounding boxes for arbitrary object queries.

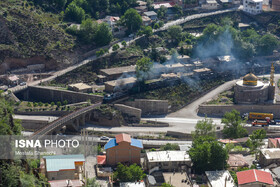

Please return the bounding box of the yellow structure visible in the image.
[243,73,258,86]
[270,63,275,86]
[248,112,274,120]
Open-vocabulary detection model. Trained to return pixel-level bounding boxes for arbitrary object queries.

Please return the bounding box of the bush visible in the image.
[121,40,127,47]
[96,49,105,57]
[38,102,43,107]
[112,44,120,51]
[27,102,32,107]
[44,103,49,107]
[160,143,179,151]
[33,102,38,107]
[63,100,68,105]
[51,102,55,106]
[56,101,62,107]
[64,2,85,23]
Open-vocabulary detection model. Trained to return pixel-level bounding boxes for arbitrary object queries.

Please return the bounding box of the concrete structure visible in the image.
[199,104,280,118]
[104,133,143,165]
[236,169,274,186]
[114,104,142,123]
[14,115,58,131]
[124,99,169,115]
[100,65,136,80]
[104,77,137,93]
[68,83,92,93]
[48,180,82,187]
[144,11,157,20]
[40,154,85,181]
[234,73,275,104]
[227,154,249,171]
[145,151,192,172]
[259,148,280,167]
[205,170,235,187]
[19,86,103,104]
[243,0,263,14]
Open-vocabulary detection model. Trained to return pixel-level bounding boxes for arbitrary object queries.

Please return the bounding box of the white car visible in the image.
[100,136,110,141]
[20,82,26,86]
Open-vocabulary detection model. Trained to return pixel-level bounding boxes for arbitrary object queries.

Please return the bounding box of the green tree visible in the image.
[142,26,153,37]
[160,143,179,150]
[222,110,248,139]
[113,163,145,182]
[192,117,216,139]
[112,44,120,51]
[56,101,62,107]
[157,6,167,19]
[51,102,55,106]
[33,102,38,107]
[63,100,68,105]
[257,34,279,56]
[121,8,142,33]
[189,136,228,174]
[65,2,85,23]
[79,18,98,43]
[38,102,43,107]
[121,40,127,47]
[95,22,113,46]
[86,177,99,187]
[168,25,183,42]
[136,57,153,81]
[246,129,266,153]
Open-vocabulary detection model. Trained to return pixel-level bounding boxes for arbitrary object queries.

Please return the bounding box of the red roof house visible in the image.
[237,169,274,186]
[268,138,280,148]
[97,155,106,165]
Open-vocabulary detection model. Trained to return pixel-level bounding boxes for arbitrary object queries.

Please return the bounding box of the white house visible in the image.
[243,0,263,14]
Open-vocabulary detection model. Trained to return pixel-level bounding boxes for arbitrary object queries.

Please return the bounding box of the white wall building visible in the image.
[243,0,263,14]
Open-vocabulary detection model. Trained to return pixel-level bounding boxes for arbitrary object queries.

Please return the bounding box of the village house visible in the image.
[144,11,158,20]
[236,169,274,186]
[104,133,143,165]
[243,0,263,14]
[104,77,137,93]
[205,170,235,187]
[99,65,136,81]
[259,148,280,167]
[268,138,280,148]
[145,151,192,172]
[227,154,249,171]
[142,16,152,26]
[201,0,219,9]
[68,83,92,93]
[40,154,85,181]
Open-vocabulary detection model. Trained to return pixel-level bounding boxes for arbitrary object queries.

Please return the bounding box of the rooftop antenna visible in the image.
[270,63,275,86]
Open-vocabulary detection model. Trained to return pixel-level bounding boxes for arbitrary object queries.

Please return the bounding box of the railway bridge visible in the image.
[31,102,102,140]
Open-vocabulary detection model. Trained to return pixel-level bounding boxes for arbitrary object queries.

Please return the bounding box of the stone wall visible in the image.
[124,99,168,115]
[21,86,103,104]
[114,104,141,122]
[20,119,49,131]
[198,104,280,118]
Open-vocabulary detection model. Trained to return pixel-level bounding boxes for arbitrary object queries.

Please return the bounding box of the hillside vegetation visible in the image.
[0,0,78,72]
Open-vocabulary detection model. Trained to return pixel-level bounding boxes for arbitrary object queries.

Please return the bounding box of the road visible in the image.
[14,115,58,122]
[7,6,241,94]
[87,74,280,133]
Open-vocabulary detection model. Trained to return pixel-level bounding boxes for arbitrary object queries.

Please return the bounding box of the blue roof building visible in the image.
[104,133,143,165]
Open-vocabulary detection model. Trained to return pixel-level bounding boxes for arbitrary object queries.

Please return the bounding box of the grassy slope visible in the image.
[0,0,76,65]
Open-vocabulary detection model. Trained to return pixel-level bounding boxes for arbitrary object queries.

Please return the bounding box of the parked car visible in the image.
[100,136,110,141]
[20,82,26,86]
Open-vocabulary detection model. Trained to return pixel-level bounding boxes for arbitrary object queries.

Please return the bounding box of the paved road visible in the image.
[84,117,222,133]
[14,115,58,122]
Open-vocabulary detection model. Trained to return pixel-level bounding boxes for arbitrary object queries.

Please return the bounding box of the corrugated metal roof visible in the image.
[104,138,117,150]
[131,138,143,149]
[237,169,274,185]
[43,154,85,172]
[104,137,143,150]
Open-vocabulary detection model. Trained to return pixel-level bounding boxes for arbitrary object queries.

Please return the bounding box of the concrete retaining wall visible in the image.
[114,104,141,121]
[198,104,280,118]
[20,119,49,131]
[23,86,103,104]
[124,99,168,115]
[14,111,70,116]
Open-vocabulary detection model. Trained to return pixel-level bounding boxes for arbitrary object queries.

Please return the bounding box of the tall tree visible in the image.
[222,110,248,139]
[136,57,153,81]
[192,117,216,139]
[64,2,85,23]
[246,129,266,153]
[95,22,113,46]
[121,8,142,33]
